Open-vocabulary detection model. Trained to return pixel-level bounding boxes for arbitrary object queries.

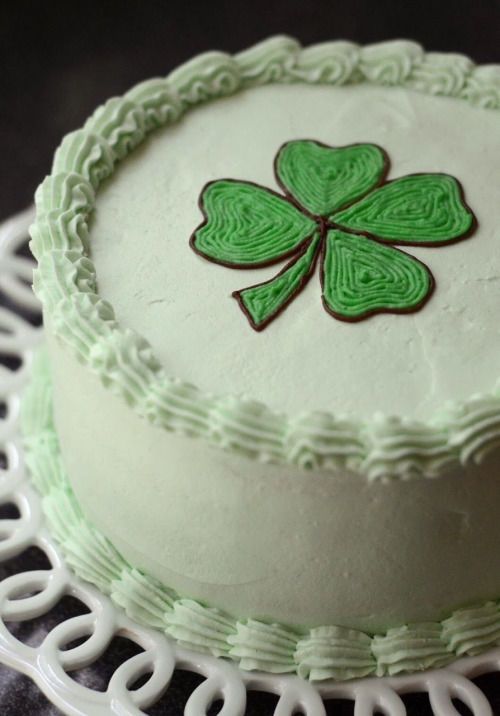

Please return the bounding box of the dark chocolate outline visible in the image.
[188,140,477,330]
[319,228,436,323]
[232,229,323,332]
[274,139,391,217]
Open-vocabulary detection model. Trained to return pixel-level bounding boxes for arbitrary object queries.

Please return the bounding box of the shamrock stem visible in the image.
[233,231,322,331]
[319,218,329,243]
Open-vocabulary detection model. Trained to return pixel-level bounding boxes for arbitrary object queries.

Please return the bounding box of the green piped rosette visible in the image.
[191,140,475,330]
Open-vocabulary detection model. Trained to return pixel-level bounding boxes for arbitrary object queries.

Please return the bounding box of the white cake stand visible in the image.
[0,207,498,716]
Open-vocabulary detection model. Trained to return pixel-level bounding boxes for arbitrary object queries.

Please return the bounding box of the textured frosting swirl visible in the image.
[236,36,300,85]
[291,41,359,85]
[30,35,500,482]
[168,51,241,104]
[52,130,115,188]
[359,41,423,85]
[295,626,375,681]
[83,98,147,160]
[371,623,450,676]
[228,620,297,673]
[22,355,500,680]
[112,568,175,629]
[124,79,184,130]
[462,65,500,109]
[407,52,474,96]
[166,599,236,657]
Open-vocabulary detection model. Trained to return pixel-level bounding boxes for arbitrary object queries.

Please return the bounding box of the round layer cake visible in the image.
[25,37,500,679]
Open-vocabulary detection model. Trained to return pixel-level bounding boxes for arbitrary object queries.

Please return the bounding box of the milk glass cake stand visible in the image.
[0,208,498,716]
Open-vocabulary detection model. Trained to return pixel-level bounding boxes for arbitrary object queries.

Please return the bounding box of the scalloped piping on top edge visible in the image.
[21,352,500,681]
[30,35,500,482]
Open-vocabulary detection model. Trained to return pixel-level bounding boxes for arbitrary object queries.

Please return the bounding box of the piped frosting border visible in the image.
[22,350,500,680]
[30,36,500,481]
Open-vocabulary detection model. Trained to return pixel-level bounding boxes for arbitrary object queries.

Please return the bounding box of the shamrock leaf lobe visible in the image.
[234,232,322,330]
[191,179,316,267]
[321,229,434,320]
[332,174,475,244]
[275,140,388,216]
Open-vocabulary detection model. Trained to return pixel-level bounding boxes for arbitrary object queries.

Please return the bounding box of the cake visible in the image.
[24,37,500,681]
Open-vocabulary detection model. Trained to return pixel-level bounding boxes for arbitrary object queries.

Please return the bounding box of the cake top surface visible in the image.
[90,81,494,421]
[32,37,500,480]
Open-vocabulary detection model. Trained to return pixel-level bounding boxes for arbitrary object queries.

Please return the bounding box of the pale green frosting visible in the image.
[112,568,175,629]
[228,620,297,673]
[372,623,450,676]
[30,36,500,483]
[21,352,500,680]
[167,600,236,658]
[407,52,474,96]
[442,603,500,656]
[124,80,183,130]
[295,626,375,681]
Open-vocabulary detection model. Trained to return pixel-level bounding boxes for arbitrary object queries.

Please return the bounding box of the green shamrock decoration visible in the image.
[190,140,476,331]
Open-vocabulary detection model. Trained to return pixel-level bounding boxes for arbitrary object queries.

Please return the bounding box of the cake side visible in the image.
[22,349,500,680]
[43,326,500,632]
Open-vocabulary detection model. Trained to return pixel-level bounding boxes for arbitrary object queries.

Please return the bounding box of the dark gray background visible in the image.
[2,0,500,220]
[1,0,500,713]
